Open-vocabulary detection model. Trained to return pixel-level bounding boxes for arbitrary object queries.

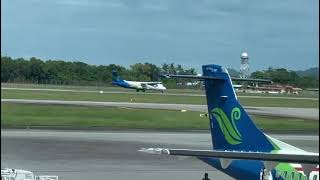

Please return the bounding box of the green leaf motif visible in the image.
[231,107,242,138]
[211,107,242,145]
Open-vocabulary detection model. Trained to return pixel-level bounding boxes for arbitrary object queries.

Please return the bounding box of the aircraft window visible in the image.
[297,173,305,180]
[313,175,318,180]
[281,171,288,178]
[303,174,308,180]
[26,173,33,179]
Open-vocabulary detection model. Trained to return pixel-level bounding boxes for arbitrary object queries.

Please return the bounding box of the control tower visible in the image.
[239,52,250,79]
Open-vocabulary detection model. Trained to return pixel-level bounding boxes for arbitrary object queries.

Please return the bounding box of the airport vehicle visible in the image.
[1,168,35,180]
[141,64,319,180]
[35,176,58,180]
[1,168,58,180]
[111,70,166,92]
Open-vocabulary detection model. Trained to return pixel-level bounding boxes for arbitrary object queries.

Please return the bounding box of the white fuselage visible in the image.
[125,80,166,91]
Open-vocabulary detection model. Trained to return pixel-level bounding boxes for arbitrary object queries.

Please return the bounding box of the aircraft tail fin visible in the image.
[112,70,121,82]
[202,64,276,152]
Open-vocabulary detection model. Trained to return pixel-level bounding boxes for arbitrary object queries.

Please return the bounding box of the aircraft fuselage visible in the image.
[200,158,319,180]
[112,80,166,92]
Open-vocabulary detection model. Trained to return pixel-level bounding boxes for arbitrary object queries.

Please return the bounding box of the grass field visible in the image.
[1,103,318,132]
[2,83,319,97]
[1,83,204,94]
[1,89,319,108]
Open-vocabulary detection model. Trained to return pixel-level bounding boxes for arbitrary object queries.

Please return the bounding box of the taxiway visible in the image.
[1,129,318,180]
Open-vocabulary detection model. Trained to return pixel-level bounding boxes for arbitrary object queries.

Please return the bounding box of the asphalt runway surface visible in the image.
[2,87,319,100]
[2,99,319,120]
[1,130,319,180]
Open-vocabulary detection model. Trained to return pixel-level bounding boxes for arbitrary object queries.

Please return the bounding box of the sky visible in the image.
[1,0,319,72]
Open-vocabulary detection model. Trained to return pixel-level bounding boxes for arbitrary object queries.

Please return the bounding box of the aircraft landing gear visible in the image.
[202,173,210,180]
[136,89,139,92]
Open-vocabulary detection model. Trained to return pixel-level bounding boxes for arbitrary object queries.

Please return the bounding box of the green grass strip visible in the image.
[1,103,318,131]
[2,89,319,108]
[2,83,319,98]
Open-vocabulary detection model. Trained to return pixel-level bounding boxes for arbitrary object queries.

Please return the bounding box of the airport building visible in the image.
[236,52,303,94]
[254,84,302,94]
[235,84,303,94]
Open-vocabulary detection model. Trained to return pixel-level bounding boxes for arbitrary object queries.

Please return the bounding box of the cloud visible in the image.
[2,0,318,70]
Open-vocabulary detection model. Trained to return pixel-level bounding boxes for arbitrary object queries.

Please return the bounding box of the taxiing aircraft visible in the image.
[111,71,166,92]
[140,64,319,180]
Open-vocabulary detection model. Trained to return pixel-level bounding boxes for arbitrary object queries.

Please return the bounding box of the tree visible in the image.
[250,68,319,88]
[2,56,318,88]
[29,57,45,82]
[161,63,169,74]
[250,71,265,79]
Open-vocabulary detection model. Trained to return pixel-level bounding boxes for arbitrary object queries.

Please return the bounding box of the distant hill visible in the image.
[227,68,240,77]
[296,67,319,79]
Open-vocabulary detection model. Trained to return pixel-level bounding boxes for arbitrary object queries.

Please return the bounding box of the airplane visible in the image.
[140,64,319,180]
[111,70,166,92]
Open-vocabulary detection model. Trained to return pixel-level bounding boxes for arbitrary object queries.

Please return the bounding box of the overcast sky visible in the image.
[1,0,319,72]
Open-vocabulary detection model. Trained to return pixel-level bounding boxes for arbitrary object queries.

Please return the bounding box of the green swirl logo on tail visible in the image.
[211,107,242,145]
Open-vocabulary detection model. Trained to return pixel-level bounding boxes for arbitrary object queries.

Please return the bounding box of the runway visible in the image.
[2,98,319,120]
[1,129,319,180]
[2,87,319,100]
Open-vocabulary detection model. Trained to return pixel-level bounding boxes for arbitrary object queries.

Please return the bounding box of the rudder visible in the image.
[112,70,120,82]
[202,64,276,152]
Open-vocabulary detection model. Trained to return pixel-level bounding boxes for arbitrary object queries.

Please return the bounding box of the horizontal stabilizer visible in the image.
[161,74,227,80]
[230,77,272,83]
[162,74,272,83]
[139,148,319,164]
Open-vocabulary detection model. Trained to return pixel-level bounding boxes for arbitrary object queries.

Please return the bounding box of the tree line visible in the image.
[0,56,197,88]
[250,68,319,88]
[1,56,318,88]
